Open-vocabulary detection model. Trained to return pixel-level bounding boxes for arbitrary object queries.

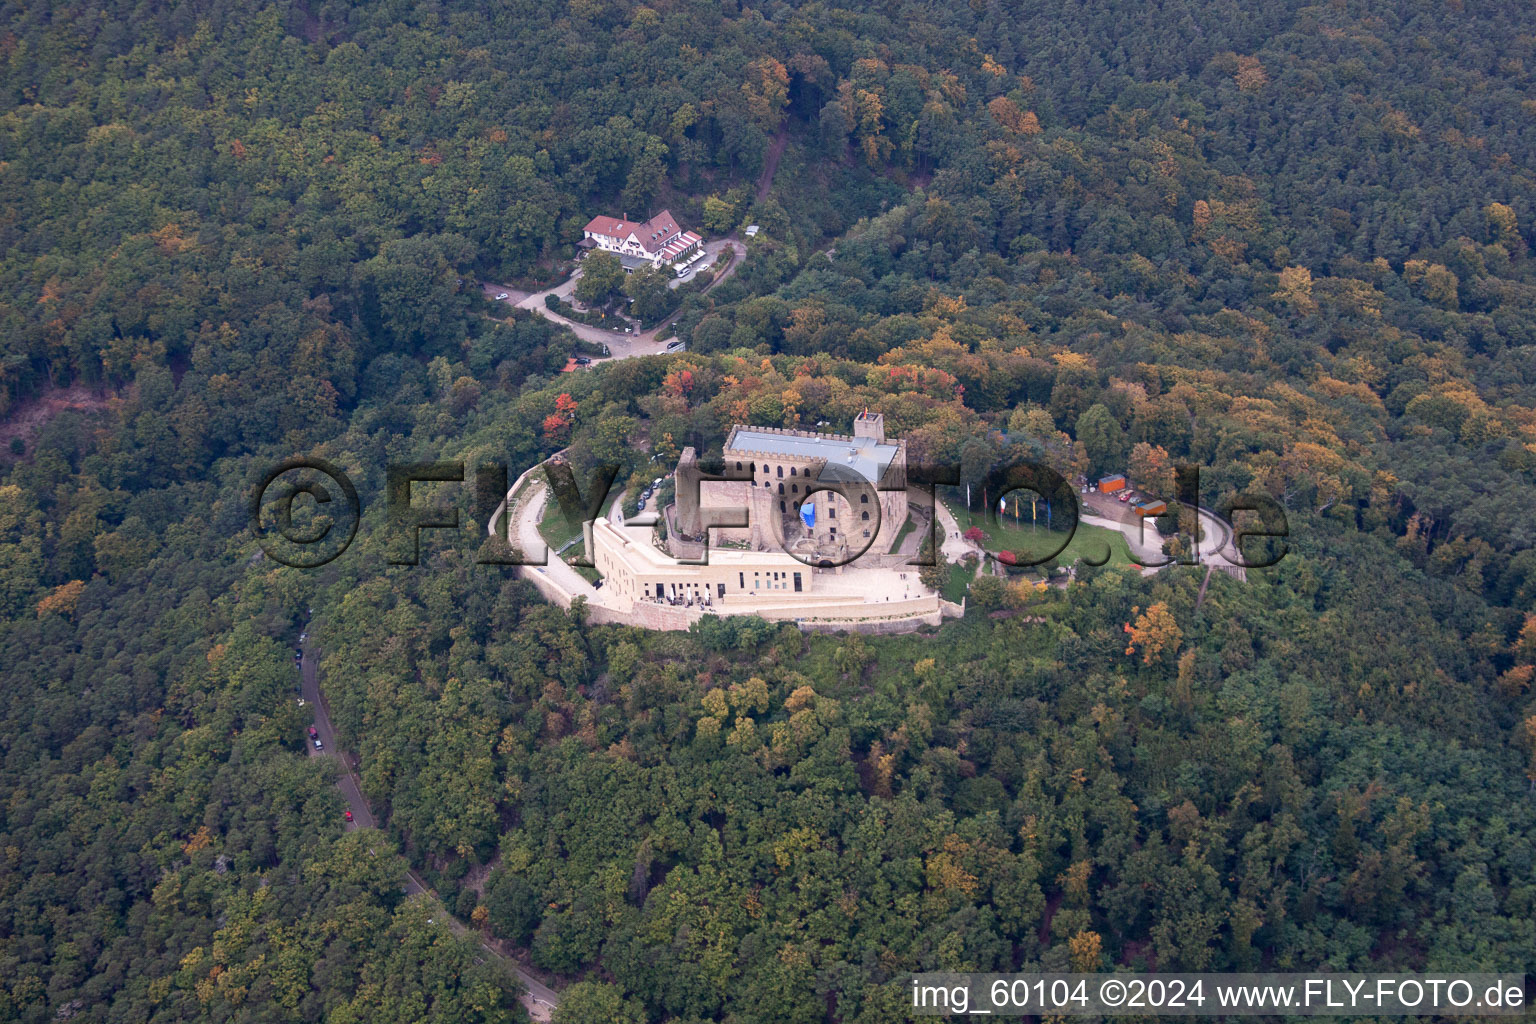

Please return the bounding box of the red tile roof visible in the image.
[583,215,634,239]
[636,210,680,243]
[583,210,687,252]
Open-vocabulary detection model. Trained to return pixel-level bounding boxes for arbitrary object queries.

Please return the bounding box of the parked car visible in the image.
[294,650,302,661]
[313,738,323,750]
[574,356,592,365]
[664,340,685,351]
[307,726,317,739]
[495,292,509,300]
[624,326,634,334]
[344,810,353,823]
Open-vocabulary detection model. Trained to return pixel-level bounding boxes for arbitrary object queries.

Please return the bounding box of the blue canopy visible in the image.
[799,502,815,529]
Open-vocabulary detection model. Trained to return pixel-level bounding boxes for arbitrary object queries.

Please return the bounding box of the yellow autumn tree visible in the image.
[726,716,757,747]
[183,826,213,854]
[742,58,789,132]
[1127,442,1175,496]
[36,579,85,618]
[1495,664,1531,699]
[854,88,890,164]
[1485,202,1518,241]
[988,96,1042,135]
[1126,602,1182,665]
[1192,199,1213,238]
[864,740,896,798]
[925,835,979,897]
[1273,265,1316,312]
[1403,259,1459,309]
[1058,859,1092,903]
[1516,613,1536,663]
[1069,930,1104,972]
[1233,55,1268,92]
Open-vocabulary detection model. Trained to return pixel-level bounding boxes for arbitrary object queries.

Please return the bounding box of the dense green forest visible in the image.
[2,0,1535,1020]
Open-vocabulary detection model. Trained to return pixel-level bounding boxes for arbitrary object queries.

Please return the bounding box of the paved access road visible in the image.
[484,237,746,361]
[299,641,560,1021]
[1080,498,1242,573]
[936,494,1243,578]
[485,473,599,607]
[299,646,374,830]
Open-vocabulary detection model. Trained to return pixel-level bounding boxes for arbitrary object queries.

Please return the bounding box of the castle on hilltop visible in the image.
[674,411,909,564]
[583,410,950,630]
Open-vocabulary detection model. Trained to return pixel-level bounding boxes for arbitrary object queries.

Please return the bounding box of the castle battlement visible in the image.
[726,424,859,452]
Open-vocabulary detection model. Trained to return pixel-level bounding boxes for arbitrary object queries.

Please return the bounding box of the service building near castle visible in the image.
[580,210,705,273]
[573,411,958,632]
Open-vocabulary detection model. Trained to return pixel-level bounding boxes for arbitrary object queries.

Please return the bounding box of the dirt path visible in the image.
[0,383,113,452]
[757,122,790,202]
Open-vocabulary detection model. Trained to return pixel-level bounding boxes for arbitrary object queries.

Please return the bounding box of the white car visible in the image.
[495,292,509,300]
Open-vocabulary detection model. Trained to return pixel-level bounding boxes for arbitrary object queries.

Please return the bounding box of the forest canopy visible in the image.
[2,0,1535,1021]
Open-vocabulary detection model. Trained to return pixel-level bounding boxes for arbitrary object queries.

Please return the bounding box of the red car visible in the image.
[344,810,354,823]
[307,726,318,739]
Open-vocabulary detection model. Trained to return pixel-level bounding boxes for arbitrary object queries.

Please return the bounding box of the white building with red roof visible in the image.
[581,210,703,271]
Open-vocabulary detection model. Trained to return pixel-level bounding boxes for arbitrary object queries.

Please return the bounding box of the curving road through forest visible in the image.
[484,237,746,362]
[299,641,561,1020]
